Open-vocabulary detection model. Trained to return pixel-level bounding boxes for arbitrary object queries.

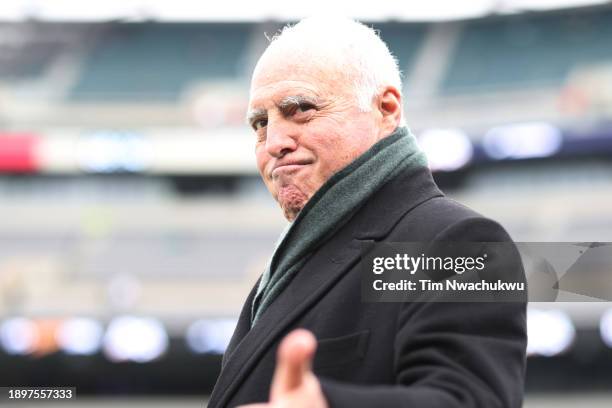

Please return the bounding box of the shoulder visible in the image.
[388,195,513,243]
[351,164,512,243]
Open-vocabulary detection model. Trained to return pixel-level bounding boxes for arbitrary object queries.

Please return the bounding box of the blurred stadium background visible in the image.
[1,0,612,406]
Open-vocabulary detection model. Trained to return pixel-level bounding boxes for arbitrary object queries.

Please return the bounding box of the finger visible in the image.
[272,373,328,408]
[270,328,317,400]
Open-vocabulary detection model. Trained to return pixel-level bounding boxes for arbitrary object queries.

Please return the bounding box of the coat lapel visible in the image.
[208,233,362,408]
[220,279,259,369]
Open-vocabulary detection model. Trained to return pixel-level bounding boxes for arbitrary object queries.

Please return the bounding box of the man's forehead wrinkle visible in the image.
[251,54,345,91]
[253,77,323,93]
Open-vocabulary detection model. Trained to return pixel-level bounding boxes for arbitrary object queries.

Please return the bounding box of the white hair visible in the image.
[256,16,403,114]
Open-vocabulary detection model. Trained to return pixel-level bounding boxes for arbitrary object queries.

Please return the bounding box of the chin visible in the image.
[277,185,308,221]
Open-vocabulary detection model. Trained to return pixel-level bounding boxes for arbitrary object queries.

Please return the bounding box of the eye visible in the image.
[291,102,316,116]
[252,117,268,131]
[284,102,316,119]
[296,102,316,113]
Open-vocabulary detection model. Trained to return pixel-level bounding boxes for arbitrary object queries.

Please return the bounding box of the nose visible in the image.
[265,116,298,158]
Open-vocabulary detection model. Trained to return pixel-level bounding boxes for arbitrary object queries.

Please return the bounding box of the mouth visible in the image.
[270,161,311,179]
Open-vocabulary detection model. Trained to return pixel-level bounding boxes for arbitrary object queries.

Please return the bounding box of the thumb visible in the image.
[270,328,317,400]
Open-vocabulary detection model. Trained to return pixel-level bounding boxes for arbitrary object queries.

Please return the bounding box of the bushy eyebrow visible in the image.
[246,108,267,127]
[278,95,318,111]
[246,95,320,127]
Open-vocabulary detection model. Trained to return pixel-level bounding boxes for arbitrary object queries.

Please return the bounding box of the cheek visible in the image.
[327,122,377,160]
[311,131,362,173]
[255,149,276,192]
[255,148,268,176]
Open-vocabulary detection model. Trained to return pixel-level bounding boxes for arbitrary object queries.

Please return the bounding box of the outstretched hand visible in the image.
[237,329,328,408]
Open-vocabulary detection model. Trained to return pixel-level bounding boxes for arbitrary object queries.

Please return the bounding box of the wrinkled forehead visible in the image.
[249,48,353,104]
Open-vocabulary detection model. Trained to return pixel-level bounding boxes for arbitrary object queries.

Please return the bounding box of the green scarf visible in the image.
[251,126,427,326]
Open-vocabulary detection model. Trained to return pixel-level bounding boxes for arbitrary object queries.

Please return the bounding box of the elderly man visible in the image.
[208,17,526,408]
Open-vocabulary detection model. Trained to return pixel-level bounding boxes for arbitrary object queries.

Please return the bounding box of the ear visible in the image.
[376,86,403,137]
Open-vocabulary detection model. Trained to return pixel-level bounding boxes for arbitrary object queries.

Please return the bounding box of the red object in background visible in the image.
[0,132,39,173]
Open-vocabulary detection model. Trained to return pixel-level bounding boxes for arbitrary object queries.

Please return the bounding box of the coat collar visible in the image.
[207,165,443,408]
[350,165,443,240]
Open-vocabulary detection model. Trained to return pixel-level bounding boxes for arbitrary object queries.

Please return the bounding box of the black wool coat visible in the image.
[207,165,527,408]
